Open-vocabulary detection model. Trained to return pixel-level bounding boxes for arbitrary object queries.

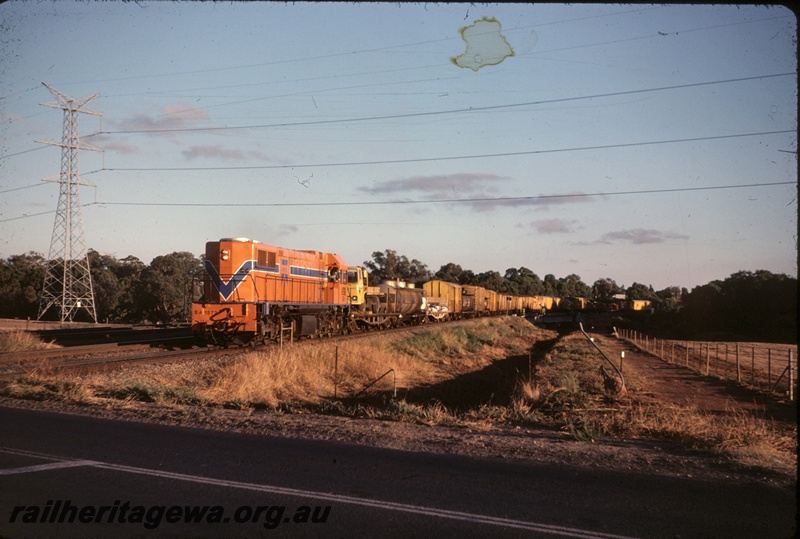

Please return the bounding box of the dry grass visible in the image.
[0,318,795,477]
[200,338,431,409]
[0,330,59,352]
[529,333,797,475]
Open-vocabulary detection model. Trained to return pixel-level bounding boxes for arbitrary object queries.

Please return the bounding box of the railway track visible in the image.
[0,318,478,379]
[32,326,191,347]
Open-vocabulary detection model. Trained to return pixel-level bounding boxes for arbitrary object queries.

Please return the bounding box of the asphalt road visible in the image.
[0,405,795,538]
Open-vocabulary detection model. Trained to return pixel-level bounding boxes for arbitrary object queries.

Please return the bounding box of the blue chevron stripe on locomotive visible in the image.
[204,259,256,301]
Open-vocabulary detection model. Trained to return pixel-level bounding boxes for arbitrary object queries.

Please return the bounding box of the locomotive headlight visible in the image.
[221,249,229,261]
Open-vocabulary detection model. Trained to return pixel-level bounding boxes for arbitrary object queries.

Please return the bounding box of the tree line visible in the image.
[0,248,795,343]
[0,250,200,324]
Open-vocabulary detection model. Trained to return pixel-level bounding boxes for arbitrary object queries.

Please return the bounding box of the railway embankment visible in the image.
[0,317,795,488]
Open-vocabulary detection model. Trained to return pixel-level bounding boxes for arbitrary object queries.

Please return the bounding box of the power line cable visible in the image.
[95,72,795,135]
[93,129,796,173]
[86,181,798,207]
[0,209,58,223]
[0,183,48,194]
[0,147,49,161]
[2,181,793,223]
[41,6,666,91]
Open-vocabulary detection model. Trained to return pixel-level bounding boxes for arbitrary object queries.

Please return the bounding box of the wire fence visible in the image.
[617,329,797,401]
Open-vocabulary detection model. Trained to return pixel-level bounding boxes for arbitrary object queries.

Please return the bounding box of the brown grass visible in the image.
[529,332,797,475]
[0,330,60,352]
[0,318,795,477]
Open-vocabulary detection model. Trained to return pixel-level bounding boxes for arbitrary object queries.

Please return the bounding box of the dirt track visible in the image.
[595,333,797,424]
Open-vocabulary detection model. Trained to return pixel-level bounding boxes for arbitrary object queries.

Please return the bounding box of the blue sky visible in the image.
[0,2,796,291]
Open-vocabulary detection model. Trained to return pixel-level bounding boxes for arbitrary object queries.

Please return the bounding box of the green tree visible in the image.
[559,274,591,298]
[364,249,431,283]
[680,281,723,336]
[504,267,544,295]
[87,249,122,323]
[656,286,682,300]
[474,270,504,292]
[136,252,202,323]
[434,262,464,283]
[0,252,46,318]
[591,278,623,300]
[111,256,146,322]
[626,282,659,301]
[542,274,558,296]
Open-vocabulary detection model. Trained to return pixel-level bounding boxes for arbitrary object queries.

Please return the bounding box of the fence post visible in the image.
[706,343,710,376]
[751,347,755,387]
[715,343,719,377]
[789,350,794,401]
[768,349,772,390]
[685,341,689,366]
[725,344,729,380]
[736,343,741,383]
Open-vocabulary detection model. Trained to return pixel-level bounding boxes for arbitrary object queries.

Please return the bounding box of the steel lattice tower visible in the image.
[36,83,102,322]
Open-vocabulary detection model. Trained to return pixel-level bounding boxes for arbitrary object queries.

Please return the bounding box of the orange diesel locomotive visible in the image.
[192,238,349,345]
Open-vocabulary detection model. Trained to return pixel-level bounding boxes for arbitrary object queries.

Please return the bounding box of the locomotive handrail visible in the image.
[353,368,397,399]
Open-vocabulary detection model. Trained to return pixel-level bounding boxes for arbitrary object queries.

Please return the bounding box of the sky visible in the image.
[0,1,796,292]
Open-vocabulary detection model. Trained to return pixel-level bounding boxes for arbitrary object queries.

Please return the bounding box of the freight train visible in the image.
[190,237,646,346]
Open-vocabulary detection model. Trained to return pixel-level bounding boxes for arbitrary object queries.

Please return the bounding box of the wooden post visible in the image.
[705,343,710,376]
[736,343,741,383]
[725,344,729,380]
[789,350,794,401]
[751,347,755,387]
[768,348,771,389]
[685,341,689,366]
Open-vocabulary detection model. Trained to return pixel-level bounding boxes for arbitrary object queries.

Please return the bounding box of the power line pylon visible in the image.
[36,83,103,323]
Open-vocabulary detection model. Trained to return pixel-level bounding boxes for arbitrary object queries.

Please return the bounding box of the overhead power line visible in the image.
[0,183,47,195]
[94,129,796,173]
[83,181,800,208]
[2,181,794,223]
[0,147,48,161]
[95,72,795,136]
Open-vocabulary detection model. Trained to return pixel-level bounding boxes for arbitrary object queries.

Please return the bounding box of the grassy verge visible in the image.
[0,330,59,352]
[0,318,795,477]
[522,332,796,476]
